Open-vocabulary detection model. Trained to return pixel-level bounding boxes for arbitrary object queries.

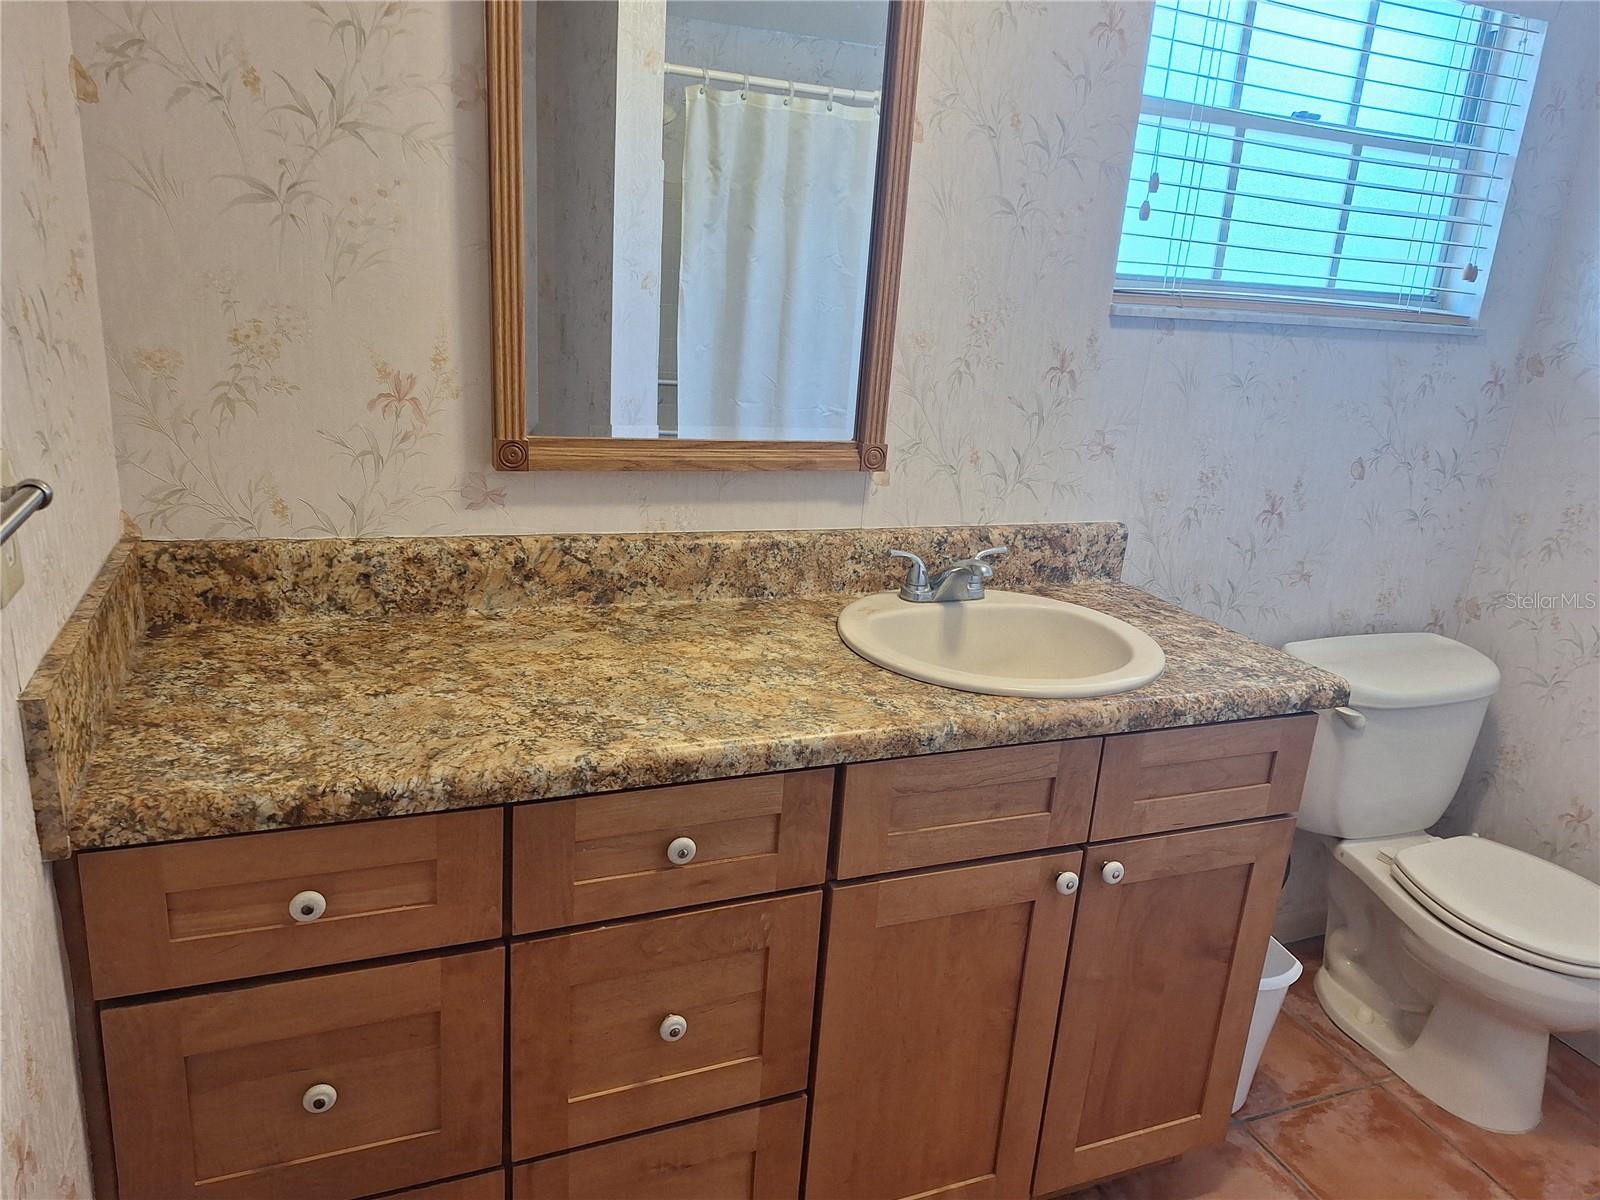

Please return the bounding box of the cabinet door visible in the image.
[511,893,819,1158]
[1033,818,1293,1195]
[806,852,1082,1200]
[514,1098,805,1200]
[101,948,504,1200]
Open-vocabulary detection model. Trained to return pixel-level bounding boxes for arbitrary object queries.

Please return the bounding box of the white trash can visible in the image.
[1232,937,1304,1112]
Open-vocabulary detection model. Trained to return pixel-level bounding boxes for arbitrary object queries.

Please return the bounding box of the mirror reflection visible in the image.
[522,1,890,441]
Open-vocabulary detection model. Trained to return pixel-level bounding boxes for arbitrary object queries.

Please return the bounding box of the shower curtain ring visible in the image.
[701,67,709,96]
[827,85,835,111]
[741,73,750,100]
[785,79,795,106]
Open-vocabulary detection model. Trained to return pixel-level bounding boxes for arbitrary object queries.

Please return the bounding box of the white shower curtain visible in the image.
[676,87,879,441]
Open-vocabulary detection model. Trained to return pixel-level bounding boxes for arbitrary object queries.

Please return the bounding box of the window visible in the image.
[1113,0,1545,327]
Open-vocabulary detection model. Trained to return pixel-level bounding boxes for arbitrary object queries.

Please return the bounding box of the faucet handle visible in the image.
[888,549,933,600]
[963,545,1009,583]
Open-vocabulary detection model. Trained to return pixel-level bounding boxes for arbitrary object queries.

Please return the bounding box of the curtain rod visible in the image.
[664,62,880,105]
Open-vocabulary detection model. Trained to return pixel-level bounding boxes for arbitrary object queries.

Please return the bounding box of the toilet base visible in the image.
[1316,965,1549,1133]
[1313,836,1600,1133]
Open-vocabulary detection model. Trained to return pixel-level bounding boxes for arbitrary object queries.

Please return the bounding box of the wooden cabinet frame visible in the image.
[484,0,924,472]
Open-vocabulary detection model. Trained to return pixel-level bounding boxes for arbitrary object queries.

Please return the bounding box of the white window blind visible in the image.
[1113,0,1546,326]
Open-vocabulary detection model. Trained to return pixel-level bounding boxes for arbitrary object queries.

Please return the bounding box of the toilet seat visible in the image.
[1393,876,1600,979]
[1389,837,1600,979]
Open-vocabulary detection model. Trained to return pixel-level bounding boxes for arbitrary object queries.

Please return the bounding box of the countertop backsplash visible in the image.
[134,521,1127,625]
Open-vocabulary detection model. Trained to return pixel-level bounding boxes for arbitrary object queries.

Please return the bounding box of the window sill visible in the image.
[1108,293,1481,337]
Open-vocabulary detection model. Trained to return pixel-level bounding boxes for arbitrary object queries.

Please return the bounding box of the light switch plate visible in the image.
[1,450,25,608]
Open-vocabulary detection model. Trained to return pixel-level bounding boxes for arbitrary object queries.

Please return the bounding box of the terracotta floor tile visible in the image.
[1548,1037,1600,1121]
[1237,1010,1371,1117]
[1248,1085,1512,1200]
[1281,939,1392,1080]
[1071,1126,1314,1200]
[1383,1077,1600,1200]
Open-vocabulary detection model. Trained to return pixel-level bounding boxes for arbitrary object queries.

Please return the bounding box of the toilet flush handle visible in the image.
[1333,706,1367,730]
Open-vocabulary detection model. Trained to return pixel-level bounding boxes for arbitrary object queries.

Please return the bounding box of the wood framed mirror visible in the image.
[486,0,923,472]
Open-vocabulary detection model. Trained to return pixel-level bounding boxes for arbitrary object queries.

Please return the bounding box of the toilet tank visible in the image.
[1283,633,1500,840]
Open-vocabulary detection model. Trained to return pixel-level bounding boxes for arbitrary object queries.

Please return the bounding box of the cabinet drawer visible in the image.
[511,770,830,934]
[511,893,820,1158]
[380,1171,505,1199]
[835,740,1099,877]
[101,948,504,1200]
[513,1098,805,1199]
[78,809,503,998]
[1091,715,1315,840]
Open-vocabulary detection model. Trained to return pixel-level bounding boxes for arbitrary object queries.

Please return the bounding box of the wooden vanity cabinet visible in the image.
[63,716,1313,1200]
[1031,817,1296,1195]
[806,852,1082,1200]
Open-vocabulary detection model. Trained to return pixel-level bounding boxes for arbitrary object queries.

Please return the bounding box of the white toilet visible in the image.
[1284,632,1600,1134]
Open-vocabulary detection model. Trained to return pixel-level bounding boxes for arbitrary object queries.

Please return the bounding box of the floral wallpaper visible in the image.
[1,3,121,1197]
[50,0,1600,965]
[1445,99,1600,882]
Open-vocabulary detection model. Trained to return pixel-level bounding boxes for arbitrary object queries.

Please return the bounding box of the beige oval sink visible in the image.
[837,590,1165,698]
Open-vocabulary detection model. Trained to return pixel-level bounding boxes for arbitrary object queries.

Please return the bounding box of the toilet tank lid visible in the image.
[1282,633,1499,708]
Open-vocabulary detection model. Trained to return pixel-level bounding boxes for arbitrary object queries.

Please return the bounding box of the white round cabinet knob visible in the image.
[301,1083,337,1114]
[659,1014,688,1042]
[1054,871,1079,895]
[289,890,327,923]
[666,837,697,866]
[1101,861,1126,886]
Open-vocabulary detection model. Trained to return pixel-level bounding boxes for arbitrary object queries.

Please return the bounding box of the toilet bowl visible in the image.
[1318,834,1600,1132]
[1284,633,1600,1134]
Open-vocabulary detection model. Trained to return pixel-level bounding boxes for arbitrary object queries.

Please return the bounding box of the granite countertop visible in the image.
[20,524,1349,857]
[58,579,1347,853]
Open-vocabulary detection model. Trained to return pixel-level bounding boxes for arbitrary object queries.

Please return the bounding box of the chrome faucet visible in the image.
[888,546,1008,603]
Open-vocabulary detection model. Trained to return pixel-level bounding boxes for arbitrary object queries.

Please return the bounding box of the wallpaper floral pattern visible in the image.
[54,0,1600,954]
[0,5,1588,1185]
[1445,112,1600,881]
[1,4,120,1197]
